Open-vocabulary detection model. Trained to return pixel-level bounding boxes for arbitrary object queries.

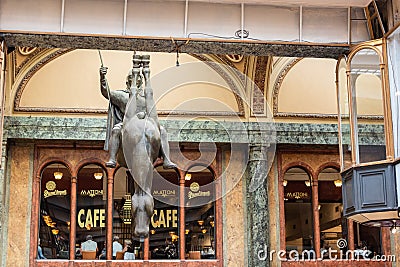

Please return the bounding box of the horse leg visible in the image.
[160,126,177,169]
[141,55,159,127]
[124,55,141,121]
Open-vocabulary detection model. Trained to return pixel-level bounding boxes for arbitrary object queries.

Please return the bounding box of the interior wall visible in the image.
[12,50,240,116]
[277,58,337,115]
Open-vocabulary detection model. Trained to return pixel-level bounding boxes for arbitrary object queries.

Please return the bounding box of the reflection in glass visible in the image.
[76,164,106,260]
[113,167,143,260]
[318,168,344,258]
[387,26,400,158]
[39,163,71,259]
[150,167,179,259]
[350,48,386,163]
[284,168,313,258]
[185,166,215,260]
[337,58,352,170]
[354,222,382,257]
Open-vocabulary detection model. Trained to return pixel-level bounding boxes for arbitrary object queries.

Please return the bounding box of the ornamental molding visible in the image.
[272,57,303,116]
[190,54,246,117]
[14,48,74,113]
[15,47,43,75]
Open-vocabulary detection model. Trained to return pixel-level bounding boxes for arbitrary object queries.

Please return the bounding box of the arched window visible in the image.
[76,164,107,260]
[39,162,71,259]
[317,167,344,256]
[112,167,143,259]
[350,48,386,164]
[34,145,221,264]
[185,165,216,260]
[149,166,180,259]
[283,167,313,257]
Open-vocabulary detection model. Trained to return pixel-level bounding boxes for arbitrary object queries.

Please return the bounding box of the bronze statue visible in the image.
[100,54,176,238]
[100,58,176,170]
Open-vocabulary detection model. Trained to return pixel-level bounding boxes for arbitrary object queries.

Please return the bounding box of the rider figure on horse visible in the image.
[99,55,176,170]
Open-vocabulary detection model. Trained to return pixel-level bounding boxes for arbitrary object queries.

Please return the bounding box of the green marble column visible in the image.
[0,140,8,267]
[247,145,269,267]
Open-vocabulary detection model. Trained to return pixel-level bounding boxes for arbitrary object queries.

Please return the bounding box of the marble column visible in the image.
[0,42,5,167]
[0,44,6,266]
[0,139,7,267]
[247,145,269,267]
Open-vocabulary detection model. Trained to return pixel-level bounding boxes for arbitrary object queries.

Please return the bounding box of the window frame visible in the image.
[30,143,223,266]
[278,147,391,264]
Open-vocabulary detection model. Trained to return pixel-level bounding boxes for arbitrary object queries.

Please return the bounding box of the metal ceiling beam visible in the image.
[0,31,349,58]
[0,0,370,58]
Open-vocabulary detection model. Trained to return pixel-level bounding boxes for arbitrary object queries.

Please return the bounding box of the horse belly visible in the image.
[144,121,161,161]
[122,117,160,163]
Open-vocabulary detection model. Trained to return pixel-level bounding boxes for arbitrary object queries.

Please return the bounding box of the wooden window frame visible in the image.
[278,148,391,266]
[30,143,223,267]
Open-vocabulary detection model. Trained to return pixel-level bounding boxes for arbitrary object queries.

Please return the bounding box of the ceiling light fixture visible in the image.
[334,179,342,187]
[53,164,63,180]
[94,167,103,180]
[94,172,103,180]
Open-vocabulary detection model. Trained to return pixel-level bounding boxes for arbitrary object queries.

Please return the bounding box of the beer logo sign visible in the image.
[44,181,67,199]
[188,182,210,200]
[46,181,56,191]
[190,182,200,193]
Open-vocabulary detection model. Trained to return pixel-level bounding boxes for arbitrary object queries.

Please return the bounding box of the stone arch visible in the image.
[281,162,314,182]
[271,57,303,116]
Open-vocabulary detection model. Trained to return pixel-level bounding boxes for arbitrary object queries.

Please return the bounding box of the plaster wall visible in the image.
[15,50,237,115]
[278,58,337,115]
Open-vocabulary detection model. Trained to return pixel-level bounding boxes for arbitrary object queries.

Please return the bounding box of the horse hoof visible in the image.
[106,161,116,168]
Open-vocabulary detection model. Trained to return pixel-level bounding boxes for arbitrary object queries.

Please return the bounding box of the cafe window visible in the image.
[318,167,344,255]
[113,167,144,259]
[39,163,71,259]
[36,154,220,262]
[112,166,181,260]
[75,164,107,260]
[283,167,313,256]
[318,167,383,258]
[185,165,216,260]
[282,164,385,260]
[150,166,180,259]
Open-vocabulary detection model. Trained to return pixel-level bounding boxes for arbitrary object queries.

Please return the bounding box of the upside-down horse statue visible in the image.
[100,54,176,239]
